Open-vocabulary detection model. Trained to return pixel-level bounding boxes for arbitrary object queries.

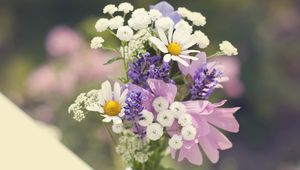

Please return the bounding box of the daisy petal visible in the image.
[173,56,189,66]
[179,55,198,61]
[164,54,172,62]
[101,81,112,101]
[114,82,121,100]
[181,50,200,55]
[119,88,128,104]
[182,38,198,50]
[168,26,174,43]
[98,90,105,105]
[157,28,168,45]
[102,116,112,123]
[149,37,168,53]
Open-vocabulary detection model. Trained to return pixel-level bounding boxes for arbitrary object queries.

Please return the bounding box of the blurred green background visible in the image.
[1,0,300,170]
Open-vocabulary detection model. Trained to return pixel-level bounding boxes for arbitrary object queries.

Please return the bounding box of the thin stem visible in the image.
[208,51,225,58]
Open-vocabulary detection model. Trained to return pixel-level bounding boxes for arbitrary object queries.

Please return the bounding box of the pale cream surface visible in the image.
[0,93,93,170]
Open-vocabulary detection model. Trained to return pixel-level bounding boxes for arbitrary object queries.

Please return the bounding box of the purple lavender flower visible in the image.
[124,90,146,138]
[128,53,173,89]
[190,64,223,100]
[150,1,181,23]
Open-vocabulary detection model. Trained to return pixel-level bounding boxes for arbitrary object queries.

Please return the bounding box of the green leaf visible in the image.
[103,56,123,65]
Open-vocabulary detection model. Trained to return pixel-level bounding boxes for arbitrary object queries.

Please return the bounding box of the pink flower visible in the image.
[45,25,83,58]
[211,56,244,98]
[169,100,239,165]
[27,65,57,95]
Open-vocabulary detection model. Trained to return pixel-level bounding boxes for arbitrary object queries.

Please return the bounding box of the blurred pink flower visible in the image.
[45,25,83,58]
[34,104,55,123]
[27,64,57,95]
[212,56,244,98]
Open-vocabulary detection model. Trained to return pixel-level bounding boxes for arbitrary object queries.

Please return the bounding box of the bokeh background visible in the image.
[1,0,300,170]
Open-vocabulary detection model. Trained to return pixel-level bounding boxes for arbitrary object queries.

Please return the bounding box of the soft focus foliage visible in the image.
[1,0,300,170]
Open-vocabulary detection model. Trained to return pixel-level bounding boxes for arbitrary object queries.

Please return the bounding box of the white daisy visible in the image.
[97,81,128,124]
[149,25,199,67]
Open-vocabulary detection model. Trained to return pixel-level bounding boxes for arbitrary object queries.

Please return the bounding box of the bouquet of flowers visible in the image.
[68,1,240,169]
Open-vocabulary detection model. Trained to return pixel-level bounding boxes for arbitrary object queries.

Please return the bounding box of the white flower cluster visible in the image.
[116,131,151,164]
[68,89,101,121]
[138,96,196,149]
[219,40,238,56]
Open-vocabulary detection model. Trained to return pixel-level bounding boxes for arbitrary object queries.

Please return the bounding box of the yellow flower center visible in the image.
[167,42,182,56]
[104,100,121,116]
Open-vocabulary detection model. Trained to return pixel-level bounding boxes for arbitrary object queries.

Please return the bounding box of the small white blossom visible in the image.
[157,110,175,127]
[194,30,210,49]
[188,12,206,26]
[112,123,123,134]
[169,102,186,118]
[168,134,183,150]
[95,18,109,32]
[152,96,169,113]
[131,8,148,18]
[148,9,162,21]
[146,123,164,141]
[128,12,151,30]
[178,113,193,127]
[219,41,238,56]
[103,4,118,15]
[117,26,134,41]
[175,20,193,33]
[90,36,104,49]
[118,2,134,14]
[155,17,174,31]
[177,7,191,18]
[73,110,85,122]
[138,110,154,127]
[181,125,197,140]
[109,16,124,30]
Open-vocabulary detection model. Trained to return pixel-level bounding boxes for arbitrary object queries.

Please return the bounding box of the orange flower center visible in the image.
[104,100,121,116]
[167,42,182,56]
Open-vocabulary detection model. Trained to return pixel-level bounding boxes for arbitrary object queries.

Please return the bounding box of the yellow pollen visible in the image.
[104,100,121,116]
[167,42,182,56]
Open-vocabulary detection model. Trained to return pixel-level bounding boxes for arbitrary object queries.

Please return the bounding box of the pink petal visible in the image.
[183,100,209,114]
[206,107,240,133]
[147,79,177,103]
[178,144,203,165]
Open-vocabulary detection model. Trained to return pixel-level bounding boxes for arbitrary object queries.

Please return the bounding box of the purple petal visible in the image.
[169,12,181,24]
[150,1,175,16]
[128,83,155,112]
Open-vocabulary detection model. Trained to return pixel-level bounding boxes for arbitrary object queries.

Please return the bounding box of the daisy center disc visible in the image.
[104,100,121,116]
[167,42,182,56]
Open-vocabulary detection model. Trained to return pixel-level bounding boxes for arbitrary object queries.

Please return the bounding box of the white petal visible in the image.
[114,82,121,100]
[181,50,200,55]
[98,107,104,113]
[172,28,182,43]
[149,37,168,53]
[102,116,112,123]
[182,38,198,50]
[179,55,198,60]
[168,26,174,43]
[98,90,105,105]
[173,56,189,66]
[101,80,112,101]
[157,28,168,45]
[118,110,125,117]
[119,88,128,104]
[163,54,172,62]
[112,117,122,124]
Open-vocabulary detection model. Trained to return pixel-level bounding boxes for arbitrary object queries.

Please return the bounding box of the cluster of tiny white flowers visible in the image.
[116,131,151,163]
[109,16,124,30]
[68,93,87,121]
[219,40,238,56]
[118,2,134,14]
[128,8,152,30]
[90,37,104,49]
[149,9,162,21]
[138,110,154,127]
[152,96,169,112]
[126,29,152,58]
[194,30,210,49]
[157,110,175,127]
[168,134,183,150]
[177,7,206,26]
[146,123,164,141]
[116,26,134,41]
[112,123,124,134]
[155,17,174,31]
